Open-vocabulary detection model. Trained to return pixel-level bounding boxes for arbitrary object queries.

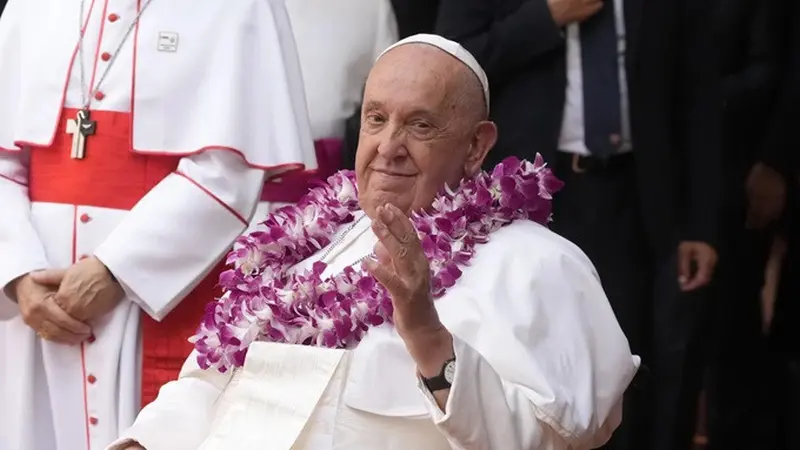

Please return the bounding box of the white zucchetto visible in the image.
[378,34,490,112]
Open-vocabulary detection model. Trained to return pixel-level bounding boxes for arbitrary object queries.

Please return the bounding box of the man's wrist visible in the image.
[403,328,455,378]
[5,274,28,303]
[92,255,119,284]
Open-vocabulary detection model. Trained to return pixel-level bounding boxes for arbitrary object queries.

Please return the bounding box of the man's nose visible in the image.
[375,127,409,159]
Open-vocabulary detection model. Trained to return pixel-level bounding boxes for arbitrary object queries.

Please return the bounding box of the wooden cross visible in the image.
[66,109,97,160]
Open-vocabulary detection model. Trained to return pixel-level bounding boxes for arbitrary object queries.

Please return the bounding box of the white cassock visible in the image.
[0,0,315,449]
[252,0,398,219]
[108,213,640,450]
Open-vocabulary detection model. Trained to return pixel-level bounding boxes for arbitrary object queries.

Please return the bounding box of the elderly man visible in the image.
[108,35,638,450]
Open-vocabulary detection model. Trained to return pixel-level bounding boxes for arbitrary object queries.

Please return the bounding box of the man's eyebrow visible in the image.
[406,109,438,121]
[362,101,439,121]
[363,100,384,111]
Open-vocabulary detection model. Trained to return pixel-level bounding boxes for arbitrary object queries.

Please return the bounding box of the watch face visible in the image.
[443,360,456,384]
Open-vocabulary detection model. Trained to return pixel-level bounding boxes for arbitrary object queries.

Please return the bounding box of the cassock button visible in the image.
[101,52,111,62]
[89,417,99,426]
[79,213,91,223]
[108,13,119,22]
[87,334,96,343]
[94,91,105,101]
[87,374,97,384]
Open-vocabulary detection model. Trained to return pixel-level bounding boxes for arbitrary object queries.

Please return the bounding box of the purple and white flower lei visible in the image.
[190,155,564,373]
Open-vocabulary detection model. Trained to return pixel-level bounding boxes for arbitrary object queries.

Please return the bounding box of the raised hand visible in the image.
[364,204,454,378]
[365,204,442,336]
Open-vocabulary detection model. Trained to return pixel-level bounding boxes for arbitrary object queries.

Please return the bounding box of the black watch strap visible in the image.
[421,358,456,393]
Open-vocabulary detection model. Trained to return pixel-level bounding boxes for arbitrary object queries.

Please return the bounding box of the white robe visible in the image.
[0,0,315,449]
[285,0,397,141]
[251,0,398,221]
[109,214,640,450]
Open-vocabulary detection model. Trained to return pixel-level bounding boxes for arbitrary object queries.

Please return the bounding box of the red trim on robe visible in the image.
[173,171,248,225]
[260,138,343,203]
[80,341,92,450]
[87,0,111,100]
[0,172,27,187]
[28,108,225,408]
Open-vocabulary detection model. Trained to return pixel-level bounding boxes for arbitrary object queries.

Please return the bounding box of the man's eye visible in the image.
[412,121,432,130]
[365,114,385,125]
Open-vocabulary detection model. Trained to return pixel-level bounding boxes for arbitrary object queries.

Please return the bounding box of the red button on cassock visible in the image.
[87,334,96,343]
[94,92,105,101]
[89,417,98,426]
[100,52,111,62]
[108,13,119,22]
[79,213,91,223]
[87,374,97,384]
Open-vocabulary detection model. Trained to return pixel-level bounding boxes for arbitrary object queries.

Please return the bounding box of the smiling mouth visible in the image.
[374,169,415,177]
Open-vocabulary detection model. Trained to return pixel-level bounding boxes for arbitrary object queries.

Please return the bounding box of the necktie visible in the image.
[580,1,622,158]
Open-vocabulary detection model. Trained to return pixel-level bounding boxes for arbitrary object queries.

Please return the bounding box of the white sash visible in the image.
[198,343,345,450]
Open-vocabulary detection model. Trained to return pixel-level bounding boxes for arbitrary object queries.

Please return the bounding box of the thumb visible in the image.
[29,269,67,286]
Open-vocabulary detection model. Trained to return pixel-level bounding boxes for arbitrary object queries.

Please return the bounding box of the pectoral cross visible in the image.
[66,109,97,160]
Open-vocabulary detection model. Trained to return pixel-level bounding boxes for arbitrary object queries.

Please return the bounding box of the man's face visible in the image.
[355,46,486,217]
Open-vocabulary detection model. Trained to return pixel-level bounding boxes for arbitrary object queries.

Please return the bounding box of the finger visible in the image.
[677,248,692,287]
[44,296,91,335]
[371,207,413,273]
[372,205,420,275]
[374,241,392,266]
[364,257,405,296]
[386,204,418,244]
[29,269,67,286]
[53,291,70,313]
[380,204,419,248]
[38,320,87,345]
[682,259,713,291]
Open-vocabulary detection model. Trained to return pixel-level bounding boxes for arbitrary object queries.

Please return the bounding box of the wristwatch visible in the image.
[421,358,456,393]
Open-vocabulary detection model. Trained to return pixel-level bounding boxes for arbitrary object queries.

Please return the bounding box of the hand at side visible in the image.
[12,273,91,344]
[30,256,125,323]
[547,0,603,27]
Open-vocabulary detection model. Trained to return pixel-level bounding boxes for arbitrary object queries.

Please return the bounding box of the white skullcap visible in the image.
[378,33,490,112]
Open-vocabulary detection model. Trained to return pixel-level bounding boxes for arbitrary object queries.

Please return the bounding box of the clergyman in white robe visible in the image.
[109,33,640,450]
[109,212,638,450]
[0,0,315,449]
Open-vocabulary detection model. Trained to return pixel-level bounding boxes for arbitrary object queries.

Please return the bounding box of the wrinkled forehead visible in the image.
[364,46,456,113]
[376,35,490,112]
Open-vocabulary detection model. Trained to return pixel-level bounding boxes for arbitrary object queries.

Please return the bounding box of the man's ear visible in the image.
[464,121,498,176]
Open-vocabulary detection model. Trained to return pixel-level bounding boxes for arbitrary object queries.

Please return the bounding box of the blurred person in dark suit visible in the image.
[770,190,800,450]
[760,1,800,447]
[391,0,439,39]
[436,1,723,450]
[705,1,782,449]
